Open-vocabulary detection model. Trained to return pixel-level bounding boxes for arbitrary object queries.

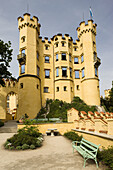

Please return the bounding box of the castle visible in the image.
[0,13,101,121]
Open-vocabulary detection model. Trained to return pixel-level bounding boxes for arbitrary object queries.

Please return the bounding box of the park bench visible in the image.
[72,138,100,168]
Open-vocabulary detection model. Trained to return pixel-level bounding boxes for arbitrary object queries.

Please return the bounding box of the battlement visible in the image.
[0,79,18,88]
[76,20,97,39]
[18,13,41,34]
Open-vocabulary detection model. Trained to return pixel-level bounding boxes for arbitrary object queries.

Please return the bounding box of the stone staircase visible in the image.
[0,120,17,133]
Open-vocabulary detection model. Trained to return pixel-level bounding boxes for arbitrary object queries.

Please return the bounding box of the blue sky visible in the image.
[0,0,113,96]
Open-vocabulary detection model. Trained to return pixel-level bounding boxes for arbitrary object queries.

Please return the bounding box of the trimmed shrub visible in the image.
[16,146,22,150]
[64,131,82,141]
[9,146,15,150]
[36,140,42,147]
[98,146,113,170]
[30,144,36,149]
[22,144,30,150]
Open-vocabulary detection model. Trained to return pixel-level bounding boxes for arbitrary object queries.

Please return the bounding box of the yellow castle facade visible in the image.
[0,13,101,120]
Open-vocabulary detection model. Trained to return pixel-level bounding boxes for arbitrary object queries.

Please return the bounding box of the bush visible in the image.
[0,121,4,127]
[16,146,22,150]
[9,146,15,150]
[30,144,36,149]
[98,146,113,170]
[22,144,30,150]
[64,131,82,141]
[5,126,43,150]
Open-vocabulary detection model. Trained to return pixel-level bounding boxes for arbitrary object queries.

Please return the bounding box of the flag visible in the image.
[89,7,93,19]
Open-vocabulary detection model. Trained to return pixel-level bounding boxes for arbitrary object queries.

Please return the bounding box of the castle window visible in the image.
[62,67,67,77]
[95,67,98,76]
[37,66,40,76]
[56,67,59,77]
[75,70,79,79]
[45,45,49,50]
[20,83,23,89]
[71,87,73,92]
[44,87,49,93]
[81,55,84,63]
[69,54,71,62]
[56,54,58,61]
[21,36,25,43]
[82,68,85,78]
[77,85,79,90]
[62,53,66,60]
[45,69,50,78]
[56,87,59,92]
[7,95,9,101]
[7,102,9,108]
[74,57,79,64]
[45,56,49,63]
[74,47,76,51]
[62,42,65,47]
[21,64,25,74]
[56,43,58,47]
[37,52,39,60]
[70,67,72,77]
[64,86,67,91]
[37,84,39,89]
[21,49,25,54]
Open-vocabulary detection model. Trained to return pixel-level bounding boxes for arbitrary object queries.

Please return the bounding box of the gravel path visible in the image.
[0,133,106,170]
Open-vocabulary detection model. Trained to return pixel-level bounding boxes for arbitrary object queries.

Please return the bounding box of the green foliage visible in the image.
[98,146,113,169]
[37,97,97,121]
[22,144,30,150]
[30,144,36,149]
[5,126,43,150]
[16,146,22,150]
[0,121,4,127]
[0,40,15,86]
[9,146,15,150]
[64,131,82,141]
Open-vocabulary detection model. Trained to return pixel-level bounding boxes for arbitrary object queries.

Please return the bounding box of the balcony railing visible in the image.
[94,57,101,67]
[17,53,26,64]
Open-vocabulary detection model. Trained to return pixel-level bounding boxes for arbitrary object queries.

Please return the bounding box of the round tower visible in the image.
[76,20,101,106]
[52,34,74,103]
[17,13,41,119]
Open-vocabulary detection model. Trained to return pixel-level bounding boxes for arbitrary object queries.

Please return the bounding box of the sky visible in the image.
[0,0,113,97]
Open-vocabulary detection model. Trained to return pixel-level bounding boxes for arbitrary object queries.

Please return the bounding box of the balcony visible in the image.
[17,53,26,64]
[94,57,101,67]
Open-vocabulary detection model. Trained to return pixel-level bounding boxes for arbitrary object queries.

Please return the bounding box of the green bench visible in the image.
[72,138,100,168]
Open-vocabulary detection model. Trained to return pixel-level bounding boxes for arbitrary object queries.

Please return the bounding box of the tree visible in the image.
[109,88,113,112]
[0,40,14,86]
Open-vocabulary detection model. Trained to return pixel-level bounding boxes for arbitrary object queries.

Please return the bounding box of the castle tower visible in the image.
[17,13,41,119]
[76,20,101,105]
[51,34,74,103]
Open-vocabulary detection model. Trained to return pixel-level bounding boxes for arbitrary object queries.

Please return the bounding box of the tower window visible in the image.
[37,84,39,89]
[69,54,71,62]
[74,47,76,51]
[70,67,72,77]
[45,69,50,78]
[56,87,59,92]
[20,83,23,89]
[37,66,40,76]
[56,54,58,61]
[21,64,25,74]
[45,56,49,63]
[21,36,25,43]
[56,67,59,77]
[37,52,39,60]
[45,45,49,50]
[77,85,79,90]
[62,67,67,77]
[56,43,58,47]
[75,70,79,79]
[62,53,66,60]
[21,49,25,54]
[82,68,85,78]
[74,57,79,64]
[44,87,49,93]
[81,55,84,63]
[62,42,65,47]
[71,87,73,92]
[95,67,98,76]
[64,86,67,91]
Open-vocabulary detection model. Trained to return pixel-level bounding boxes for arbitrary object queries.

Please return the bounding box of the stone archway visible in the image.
[6,91,18,120]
